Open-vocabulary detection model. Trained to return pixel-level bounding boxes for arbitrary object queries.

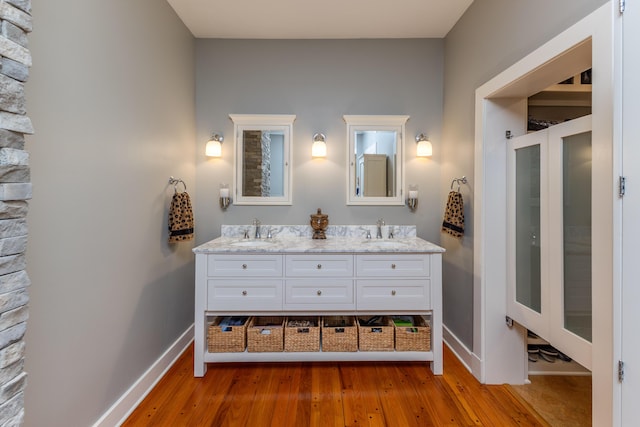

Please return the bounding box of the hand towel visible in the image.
[168,191,194,243]
[442,191,464,238]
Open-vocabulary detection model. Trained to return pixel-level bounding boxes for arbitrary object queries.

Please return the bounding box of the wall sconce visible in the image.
[407,184,418,211]
[219,183,231,209]
[205,133,224,157]
[311,133,327,158]
[415,133,433,157]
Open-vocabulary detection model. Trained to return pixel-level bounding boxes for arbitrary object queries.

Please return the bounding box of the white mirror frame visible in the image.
[230,114,296,205]
[344,115,409,205]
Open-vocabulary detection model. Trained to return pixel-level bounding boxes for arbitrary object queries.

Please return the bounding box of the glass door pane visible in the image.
[562,131,592,342]
[515,145,541,313]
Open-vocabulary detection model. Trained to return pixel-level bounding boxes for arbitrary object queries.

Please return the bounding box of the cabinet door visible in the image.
[285,255,353,277]
[207,254,283,277]
[356,279,430,311]
[285,279,355,309]
[356,255,430,277]
[207,279,283,311]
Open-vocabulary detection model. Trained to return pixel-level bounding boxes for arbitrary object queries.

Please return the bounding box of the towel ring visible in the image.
[168,176,187,193]
[450,176,467,192]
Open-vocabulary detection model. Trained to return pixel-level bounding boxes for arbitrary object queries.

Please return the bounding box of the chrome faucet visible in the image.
[376,218,385,239]
[253,218,261,239]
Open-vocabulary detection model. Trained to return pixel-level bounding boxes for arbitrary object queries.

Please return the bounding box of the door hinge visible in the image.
[505,316,513,327]
[620,0,626,14]
[619,176,626,198]
[618,360,625,382]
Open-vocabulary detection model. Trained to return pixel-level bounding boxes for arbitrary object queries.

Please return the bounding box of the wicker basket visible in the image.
[207,316,249,353]
[357,316,394,351]
[284,317,320,352]
[322,316,358,352]
[247,316,285,352]
[393,316,431,351]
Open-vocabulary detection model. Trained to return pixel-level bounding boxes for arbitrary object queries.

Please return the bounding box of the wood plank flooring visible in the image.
[509,375,591,427]
[123,344,549,426]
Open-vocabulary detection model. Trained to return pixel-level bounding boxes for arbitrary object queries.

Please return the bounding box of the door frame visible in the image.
[473,3,621,426]
[621,0,639,424]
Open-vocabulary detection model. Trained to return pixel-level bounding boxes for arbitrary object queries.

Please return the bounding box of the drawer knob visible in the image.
[391,290,397,296]
[317,290,322,296]
[242,264,247,270]
[242,290,248,296]
[317,264,322,269]
[391,264,396,269]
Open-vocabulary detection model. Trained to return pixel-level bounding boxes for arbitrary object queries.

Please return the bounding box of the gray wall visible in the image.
[24,1,195,426]
[441,0,609,350]
[194,39,444,244]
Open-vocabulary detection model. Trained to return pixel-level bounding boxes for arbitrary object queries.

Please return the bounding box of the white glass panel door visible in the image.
[507,131,549,338]
[508,115,592,370]
[548,116,592,370]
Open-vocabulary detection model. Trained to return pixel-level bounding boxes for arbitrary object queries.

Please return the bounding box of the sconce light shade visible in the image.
[415,133,433,157]
[312,133,327,158]
[205,133,224,157]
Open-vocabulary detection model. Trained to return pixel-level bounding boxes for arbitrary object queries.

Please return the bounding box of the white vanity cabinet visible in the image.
[356,254,432,311]
[194,248,442,377]
[285,254,355,310]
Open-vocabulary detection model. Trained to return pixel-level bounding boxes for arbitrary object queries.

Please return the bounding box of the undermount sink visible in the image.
[363,240,408,248]
[230,240,274,247]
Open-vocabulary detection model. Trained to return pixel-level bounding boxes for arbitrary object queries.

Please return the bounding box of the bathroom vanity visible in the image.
[192,225,444,377]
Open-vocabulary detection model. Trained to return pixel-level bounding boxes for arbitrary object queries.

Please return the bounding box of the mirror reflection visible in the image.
[344,115,408,206]
[241,130,285,197]
[230,114,295,205]
[354,130,397,197]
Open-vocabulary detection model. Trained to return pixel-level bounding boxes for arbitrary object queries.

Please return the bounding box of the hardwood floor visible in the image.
[509,375,591,427]
[122,344,548,426]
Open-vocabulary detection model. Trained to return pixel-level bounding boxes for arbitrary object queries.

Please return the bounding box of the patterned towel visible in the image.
[442,191,464,238]
[168,191,194,243]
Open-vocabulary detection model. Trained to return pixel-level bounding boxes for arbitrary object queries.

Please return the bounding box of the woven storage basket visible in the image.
[357,316,394,351]
[393,316,431,352]
[322,316,358,352]
[247,316,285,352]
[207,316,248,353]
[284,317,320,352]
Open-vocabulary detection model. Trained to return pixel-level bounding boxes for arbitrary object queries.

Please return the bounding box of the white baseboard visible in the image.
[92,324,194,427]
[443,324,479,375]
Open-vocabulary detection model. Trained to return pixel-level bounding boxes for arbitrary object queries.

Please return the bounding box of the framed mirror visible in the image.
[230,114,295,205]
[344,115,409,205]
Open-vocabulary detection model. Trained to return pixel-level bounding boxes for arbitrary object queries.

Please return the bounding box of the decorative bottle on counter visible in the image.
[310,208,329,239]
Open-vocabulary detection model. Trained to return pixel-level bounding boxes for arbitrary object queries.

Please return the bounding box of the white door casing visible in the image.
[621,0,640,425]
[474,3,616,425]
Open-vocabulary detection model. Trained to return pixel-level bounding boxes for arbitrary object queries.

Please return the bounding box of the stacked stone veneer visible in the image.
[242,130,272,197]
[0,0,32,425]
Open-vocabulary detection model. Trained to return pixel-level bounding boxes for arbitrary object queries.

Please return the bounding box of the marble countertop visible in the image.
[193,224,444,254]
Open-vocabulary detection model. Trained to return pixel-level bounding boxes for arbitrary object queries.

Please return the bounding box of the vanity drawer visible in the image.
[207,254,283,277]
[284,279,355,309]
[285,255,354,277]
[356,279,431,311]
[356,254,430,277]
[207,279,283,311]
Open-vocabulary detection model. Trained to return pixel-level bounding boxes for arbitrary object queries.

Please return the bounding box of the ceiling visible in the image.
[166,0,474,39]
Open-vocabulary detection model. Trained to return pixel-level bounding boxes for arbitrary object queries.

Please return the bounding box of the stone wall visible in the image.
[242,130,263,197]
[0,0,32,425]
[242,130,272,197]
[259,132,271,196]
